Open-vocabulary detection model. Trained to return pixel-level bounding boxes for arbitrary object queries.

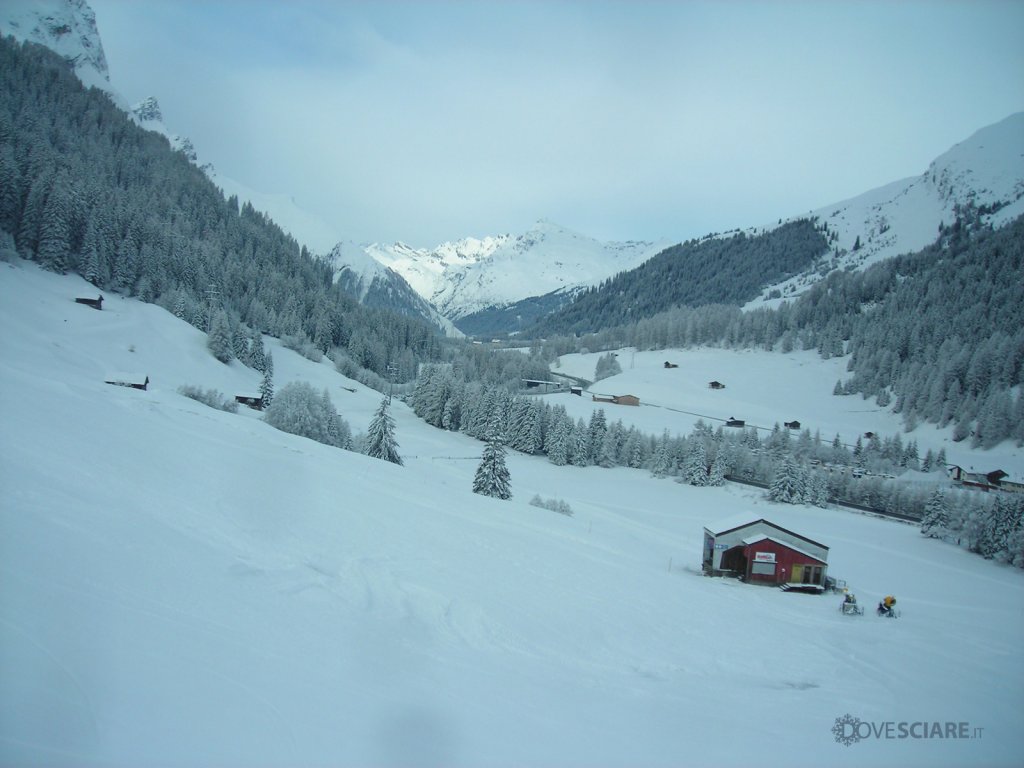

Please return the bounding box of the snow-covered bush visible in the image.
[177,384,238,413]
[529,494,573,516]
[263,381,351,449]
[593,352,622,381]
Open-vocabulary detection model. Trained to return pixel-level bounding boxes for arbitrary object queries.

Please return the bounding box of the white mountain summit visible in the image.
[1,0,109,91]
[748,111,1024,308]
[363,220,673,321]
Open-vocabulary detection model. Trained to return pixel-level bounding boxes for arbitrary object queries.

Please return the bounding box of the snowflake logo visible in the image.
[832,713,863,746]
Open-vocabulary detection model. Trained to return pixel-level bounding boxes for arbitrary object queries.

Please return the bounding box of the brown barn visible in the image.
[592,394,640,406]
[702,516,829,590]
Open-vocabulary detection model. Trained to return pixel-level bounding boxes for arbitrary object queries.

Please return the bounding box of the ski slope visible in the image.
[1,258,1022,767]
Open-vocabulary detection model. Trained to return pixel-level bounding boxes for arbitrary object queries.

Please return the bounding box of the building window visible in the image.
[751,561,776,576]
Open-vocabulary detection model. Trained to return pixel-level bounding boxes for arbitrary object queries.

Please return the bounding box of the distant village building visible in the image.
[702,516,829,590]
[725,417,745,427]
[104,373,149,391]
[74,295,104,310]
[235,393,265,410]
[708,381,725,389]
[948,466,1022,493]
[664,361,679,369]
[570,386,583,396]
[522,379,564,393]
[784,420,801,430]
[592,394,640,406]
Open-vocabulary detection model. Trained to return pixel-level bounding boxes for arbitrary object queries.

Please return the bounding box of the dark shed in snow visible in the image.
[75,294,104,310]
[105,372,149,391]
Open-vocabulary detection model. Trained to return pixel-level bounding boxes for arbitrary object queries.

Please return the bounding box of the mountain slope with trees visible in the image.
[536,210,1024,449]
[528,220,829,336]
[0,36,444,385]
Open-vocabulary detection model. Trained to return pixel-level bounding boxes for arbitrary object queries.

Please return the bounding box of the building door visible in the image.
[790,564,803,583]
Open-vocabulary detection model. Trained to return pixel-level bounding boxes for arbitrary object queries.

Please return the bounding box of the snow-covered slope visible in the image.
[363,220,672,321]
[2,256,1023,767]
[0,0,109,92]
[325,242,462,337]
[748,112,1024,308]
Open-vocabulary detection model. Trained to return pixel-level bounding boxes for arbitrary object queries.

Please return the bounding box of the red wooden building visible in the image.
[702,516,829,590]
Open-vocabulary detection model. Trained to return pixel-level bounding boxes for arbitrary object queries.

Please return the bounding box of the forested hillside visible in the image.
[820,213,1024,447]
[0,37,441,384]
[528,220,829,336]
[541,212,1024,448]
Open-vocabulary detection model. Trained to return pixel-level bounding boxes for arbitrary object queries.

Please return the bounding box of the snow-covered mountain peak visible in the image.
[323,242,462,337]
[927,111,1024,214]
[1,0,109,92]
[354,220,672,322]
[746,111,1024,310]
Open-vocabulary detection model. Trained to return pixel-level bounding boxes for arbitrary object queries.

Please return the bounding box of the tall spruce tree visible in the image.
[473,417,511,500]
[768,457,805,504]
[365,396,403,465]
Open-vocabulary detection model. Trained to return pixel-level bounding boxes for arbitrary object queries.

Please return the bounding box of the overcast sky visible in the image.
[87,0,1024,248]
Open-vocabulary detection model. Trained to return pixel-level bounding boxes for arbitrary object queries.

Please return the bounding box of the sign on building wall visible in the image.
[753,552,776,563]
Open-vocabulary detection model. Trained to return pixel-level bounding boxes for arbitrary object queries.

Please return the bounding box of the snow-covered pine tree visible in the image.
[651,430,673,478]
[546,417,571,466]
[768,457,804,504]
[708,456,726,487]
[172,293,188,321]
[921,489,950,536]
[804,471,829,507]
[249,328,267,373]
[597,427,619,468]
[572,418,591,467]
[364,395,402,465]
[683,441,708,486]
[259,352,274,409]
[321,389,351,450]
[624,429,644,469]
[588,409,608,463]
[207,310,234,363]
[921,449,935,472]
[473,417,511,500]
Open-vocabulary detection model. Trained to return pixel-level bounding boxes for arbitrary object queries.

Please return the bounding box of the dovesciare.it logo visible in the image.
[832,714,984,746]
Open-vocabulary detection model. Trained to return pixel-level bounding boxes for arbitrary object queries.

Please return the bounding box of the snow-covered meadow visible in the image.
[1,258,1022,767]
[550,349,1024,479]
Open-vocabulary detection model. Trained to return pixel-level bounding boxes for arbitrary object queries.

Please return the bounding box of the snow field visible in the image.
[1,259,1022,767]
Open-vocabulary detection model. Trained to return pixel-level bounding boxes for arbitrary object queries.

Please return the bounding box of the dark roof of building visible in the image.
[704,516,829,551]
